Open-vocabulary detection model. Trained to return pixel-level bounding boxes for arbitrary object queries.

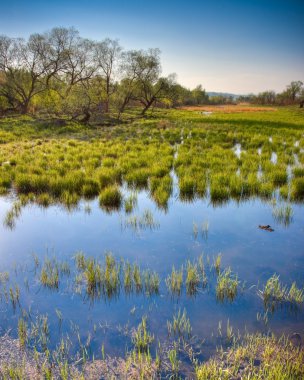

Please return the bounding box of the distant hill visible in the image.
[207,92,240,99]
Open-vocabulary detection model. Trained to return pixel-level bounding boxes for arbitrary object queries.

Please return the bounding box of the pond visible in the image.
[0,177,303,363]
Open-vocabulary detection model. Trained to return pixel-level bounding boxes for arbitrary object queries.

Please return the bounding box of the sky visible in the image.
[0,0,303,94]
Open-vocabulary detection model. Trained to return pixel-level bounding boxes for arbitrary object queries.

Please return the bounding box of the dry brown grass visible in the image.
[179,104,278,113]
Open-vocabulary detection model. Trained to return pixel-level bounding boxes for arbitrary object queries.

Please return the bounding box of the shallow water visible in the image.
[0,184,303,360]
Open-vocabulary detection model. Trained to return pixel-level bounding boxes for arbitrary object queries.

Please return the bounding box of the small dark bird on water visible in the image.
[258,225,274,232]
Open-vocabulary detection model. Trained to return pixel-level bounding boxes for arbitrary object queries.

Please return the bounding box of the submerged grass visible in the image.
[272,203,294,226]
[123,209,160,232]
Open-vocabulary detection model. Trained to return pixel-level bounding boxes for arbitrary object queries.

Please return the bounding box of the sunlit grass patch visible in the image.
[99,185,122,211]
[291,178,304,201]
[179,176,196,201]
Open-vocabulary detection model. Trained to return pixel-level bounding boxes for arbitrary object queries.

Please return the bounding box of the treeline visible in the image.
[1,27,303,121]
[238,81,304,107]
[0,27,214,121]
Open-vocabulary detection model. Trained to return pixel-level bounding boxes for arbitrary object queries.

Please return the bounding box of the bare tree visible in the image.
[0,27,93,114]
[94,39,122,113]
[0,35,49,113]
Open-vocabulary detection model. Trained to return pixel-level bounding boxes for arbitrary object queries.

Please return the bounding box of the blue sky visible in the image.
[1,0,303,94]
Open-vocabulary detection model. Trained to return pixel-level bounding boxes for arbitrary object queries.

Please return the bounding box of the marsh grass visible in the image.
[36,193,53,207]
[167,308,192,340]
[99,185,122,211]
[196,333,304,380]
[83,258,102,298]
[3,201,22,229]
[150,175,172,209]
[291,178,304,200]
[102,253,121,298]
[74,253,165,299]
[179,177,195,201]
[133,263,142,293]
[185,260,200,295]
[168,348,179,379]
[9,285,20,310]
[132,316,154,353]
[143,270,160,296]
[124,192,138,213]
[216,268,239,303]
[123,261,133,293]
[272,204,293,226]
[1,108,304,215]
[40,259,60,289]
[213,253,222,275]
[198,254,208,287]
[75,251,86,270]
[166,266,183,296]
[260,274,304,311]
[18,318,28,347]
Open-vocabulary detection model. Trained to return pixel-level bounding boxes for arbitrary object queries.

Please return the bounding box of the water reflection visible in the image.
[0,182,303,360]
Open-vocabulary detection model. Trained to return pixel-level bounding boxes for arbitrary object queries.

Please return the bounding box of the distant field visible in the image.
[179,104,278,113]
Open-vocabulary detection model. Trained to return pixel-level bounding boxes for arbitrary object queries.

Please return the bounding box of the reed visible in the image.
[143,270,160,296]
[40,259,59,289]
[18,318,28,347]
[185,260,200,295]
[99,185,122,211]
[166,265,183,296]
[216,268,239,303]
[272,204,293,226]
[167,308,192,339]
[213,253,222,275]
[132,316,154,353]
[260,274,304,311]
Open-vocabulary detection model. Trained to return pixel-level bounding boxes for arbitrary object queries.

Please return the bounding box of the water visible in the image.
[233,143,242,159]
[271,152,278,164]
[0,185,303,360]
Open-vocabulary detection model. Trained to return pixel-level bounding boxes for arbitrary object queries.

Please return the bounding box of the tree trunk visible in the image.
[105,77,110,113]
[141,98,155,115]
[20,100,30,114]
[80,110,91,124]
